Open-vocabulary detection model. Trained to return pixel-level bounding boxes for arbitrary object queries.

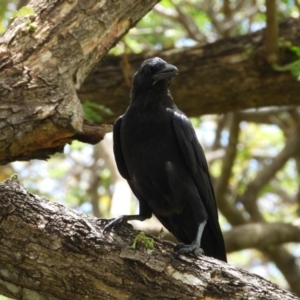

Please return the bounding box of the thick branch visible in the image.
[224,222,300,253]
[79,18,300,124]
[0,0,158,165]
[0,178,298,300]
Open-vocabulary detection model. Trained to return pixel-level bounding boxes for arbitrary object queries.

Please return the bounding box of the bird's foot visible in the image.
[102,215,132,233]
[174,242,204,258]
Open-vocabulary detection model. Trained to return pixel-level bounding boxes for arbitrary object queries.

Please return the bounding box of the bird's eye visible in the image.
[144,69,151,76]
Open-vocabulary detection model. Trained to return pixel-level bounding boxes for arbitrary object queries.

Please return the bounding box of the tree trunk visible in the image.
[79,18,300,123]
[0,0,158,165]
[0,178,298,300]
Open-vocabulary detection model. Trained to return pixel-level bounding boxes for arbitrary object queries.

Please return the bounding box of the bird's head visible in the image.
[131,57,178,98]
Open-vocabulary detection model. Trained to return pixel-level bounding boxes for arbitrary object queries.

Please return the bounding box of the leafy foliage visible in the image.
[83,101,114,122]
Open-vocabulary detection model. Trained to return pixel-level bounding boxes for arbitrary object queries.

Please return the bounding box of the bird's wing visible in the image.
[113,116,130,180]
[171,109,227,260]
[171,111,218,215]
[113,116,153,219]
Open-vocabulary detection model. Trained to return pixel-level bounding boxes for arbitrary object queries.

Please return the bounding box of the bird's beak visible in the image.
[153,64,178,84]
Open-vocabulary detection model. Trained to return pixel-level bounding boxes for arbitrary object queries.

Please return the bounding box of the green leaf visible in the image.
[289,46,300,57]
[10,173,18,180]
[83,101,114,122]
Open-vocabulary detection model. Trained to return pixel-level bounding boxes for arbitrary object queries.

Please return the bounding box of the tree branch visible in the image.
[0,0,158,165]
[0,178,299,300]
[237,106,295,124]
[214,113,246,226]
[238,129,300,222]
[263,246,300,297]
[79,18,300,124]
[224,222,300,253]
[153,3,207,43]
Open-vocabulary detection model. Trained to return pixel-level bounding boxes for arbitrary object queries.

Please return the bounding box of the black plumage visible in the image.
[104,57,227,262]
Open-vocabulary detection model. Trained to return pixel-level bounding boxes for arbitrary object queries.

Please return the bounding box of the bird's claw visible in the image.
[174,242,204,258]
[102,215,131,233]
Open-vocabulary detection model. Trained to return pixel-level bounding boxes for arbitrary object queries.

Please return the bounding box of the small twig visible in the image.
[205,0,224,36]
[153,3,207,43]
[265,0,278,63]
[237,107,295,124]
[214,113,239,201]
[211,115,226,150]
[223,6,259,33]
[294,0,300,14]
[214,113,246,226]
[222,0,232,37]
[122,47,132,87]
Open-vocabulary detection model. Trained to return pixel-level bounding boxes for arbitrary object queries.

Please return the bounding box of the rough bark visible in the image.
[79,18,300,124]
[0,0,158,165]
[0,178,299,300]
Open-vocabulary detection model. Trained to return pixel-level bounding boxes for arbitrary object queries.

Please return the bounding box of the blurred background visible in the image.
[1,0,300,298]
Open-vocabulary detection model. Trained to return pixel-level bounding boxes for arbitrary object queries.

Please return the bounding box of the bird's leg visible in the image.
[103,214,149,233]
[174,220,207,257]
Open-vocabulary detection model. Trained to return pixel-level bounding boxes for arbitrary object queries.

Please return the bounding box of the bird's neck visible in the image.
[131,88,176,112]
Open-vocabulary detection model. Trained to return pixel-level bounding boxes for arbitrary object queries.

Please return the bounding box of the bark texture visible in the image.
[79,18,300,124]
[0,178,299,300]
[0,0,158,165]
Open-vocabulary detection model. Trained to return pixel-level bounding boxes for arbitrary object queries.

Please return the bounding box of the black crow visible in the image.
[104,57,227,262]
